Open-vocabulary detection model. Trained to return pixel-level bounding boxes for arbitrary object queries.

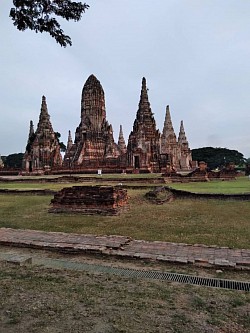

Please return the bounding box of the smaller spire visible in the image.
[29,120,34,138]
[162,105,176,142]
[118,125,126,154]
[137,77,152,121]
[140,77,148,103]
[37,95,54,133]
[178,120,188,144]
[39,95,50,122]
[67,130,73,150]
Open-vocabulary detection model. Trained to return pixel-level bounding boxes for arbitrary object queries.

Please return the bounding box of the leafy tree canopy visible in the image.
[55,132,66,152]
[5,153,24,169]
[192,147,245,170]
[10,0,89,47]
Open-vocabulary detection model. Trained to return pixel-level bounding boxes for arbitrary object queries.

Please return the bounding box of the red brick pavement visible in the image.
[0,228,249,269]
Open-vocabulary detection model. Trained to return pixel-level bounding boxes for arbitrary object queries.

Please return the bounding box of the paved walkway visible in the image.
[0,228,249,269]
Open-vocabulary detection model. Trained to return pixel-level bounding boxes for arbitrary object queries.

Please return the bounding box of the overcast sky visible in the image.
[1,0,250,158]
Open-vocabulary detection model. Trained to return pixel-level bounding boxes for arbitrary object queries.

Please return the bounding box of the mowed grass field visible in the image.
[170,177,250,194]
[0,176,250,248]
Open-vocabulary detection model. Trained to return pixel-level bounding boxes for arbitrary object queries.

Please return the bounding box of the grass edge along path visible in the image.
[0,187,250,249]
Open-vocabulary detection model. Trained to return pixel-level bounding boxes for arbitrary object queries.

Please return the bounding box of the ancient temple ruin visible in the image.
[23,75,192,174]
[23,96,62,173]
[161,105,192,171]
[63,75,124,171]
[127,77,161,172]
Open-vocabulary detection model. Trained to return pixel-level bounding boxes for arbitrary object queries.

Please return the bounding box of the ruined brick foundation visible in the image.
[49,186,128,215]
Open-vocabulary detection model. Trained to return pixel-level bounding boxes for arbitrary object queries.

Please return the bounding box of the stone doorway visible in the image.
[134,155,140,169]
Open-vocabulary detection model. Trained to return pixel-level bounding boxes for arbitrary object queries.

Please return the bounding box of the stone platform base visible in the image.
[49,185,128,215]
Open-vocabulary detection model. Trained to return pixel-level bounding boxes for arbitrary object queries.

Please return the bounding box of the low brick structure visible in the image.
[49,185,128,215]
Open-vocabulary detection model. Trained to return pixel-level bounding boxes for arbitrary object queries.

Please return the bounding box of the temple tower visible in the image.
[127,77,160,172]
[161,105,179,167]
[64,75,121,168]
[23,96,62,172]
[80,74,106,133]
[177,120,192,170]
[118,125,127,154]
[66,130,73,150]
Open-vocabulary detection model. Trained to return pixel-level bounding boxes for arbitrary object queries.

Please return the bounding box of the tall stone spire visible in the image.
[127,77,160,171]
[81,74,106,132]
[37,96,54,133]
[178,120,188,145]
[66,74,121,167]
[136,77,153,123]
[160,105,178,166]
[177,120,192,170]
[28,120,34,139]
[118,125,126,154]
[25,120,35,154]
[22,96,62,172]
[66,130,73,150]
[161,105,177,148]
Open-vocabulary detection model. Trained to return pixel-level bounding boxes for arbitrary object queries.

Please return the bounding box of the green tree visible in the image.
[192,147,245,170]
[55,132,66,152]
[10,0,89,47]
[5,153,24,169]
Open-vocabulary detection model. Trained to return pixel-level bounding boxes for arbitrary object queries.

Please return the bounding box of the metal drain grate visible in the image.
[1,253,249,291]
[33,257,250,292]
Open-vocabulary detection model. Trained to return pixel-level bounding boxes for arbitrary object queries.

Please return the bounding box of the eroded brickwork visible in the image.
[23,96,62,173]
[49,185,128,215]
[127,78,161,172]
[63,75,122,171]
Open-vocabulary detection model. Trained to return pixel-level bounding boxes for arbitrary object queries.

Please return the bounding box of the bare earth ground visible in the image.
[0,246,249,333]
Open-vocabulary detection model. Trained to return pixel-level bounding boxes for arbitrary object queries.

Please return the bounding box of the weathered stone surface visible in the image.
[163,161,237,182]
[161,106,192,171]
[5,255,32,266]
[145,186,174,204]
[63,75,124,171]
[23,97,62,173]
[127,77,161,173]
[0,228,249,269]
[22,75,192,174]
[49,185,128,215]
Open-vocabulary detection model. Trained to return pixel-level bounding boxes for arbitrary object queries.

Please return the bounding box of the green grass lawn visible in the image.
[0,188,249,249]
[1,176,250,192]
[169,177,250,194]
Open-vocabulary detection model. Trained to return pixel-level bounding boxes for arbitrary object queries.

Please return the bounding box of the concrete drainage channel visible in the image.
[1,253,249,292]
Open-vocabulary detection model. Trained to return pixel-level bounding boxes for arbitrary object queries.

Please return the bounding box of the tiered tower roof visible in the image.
[118,125,126,154]
[132,77,158,139]
[178,120,188,145]
[36,96,54,134]
[81,74,106,131]
[162,105,177,143]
